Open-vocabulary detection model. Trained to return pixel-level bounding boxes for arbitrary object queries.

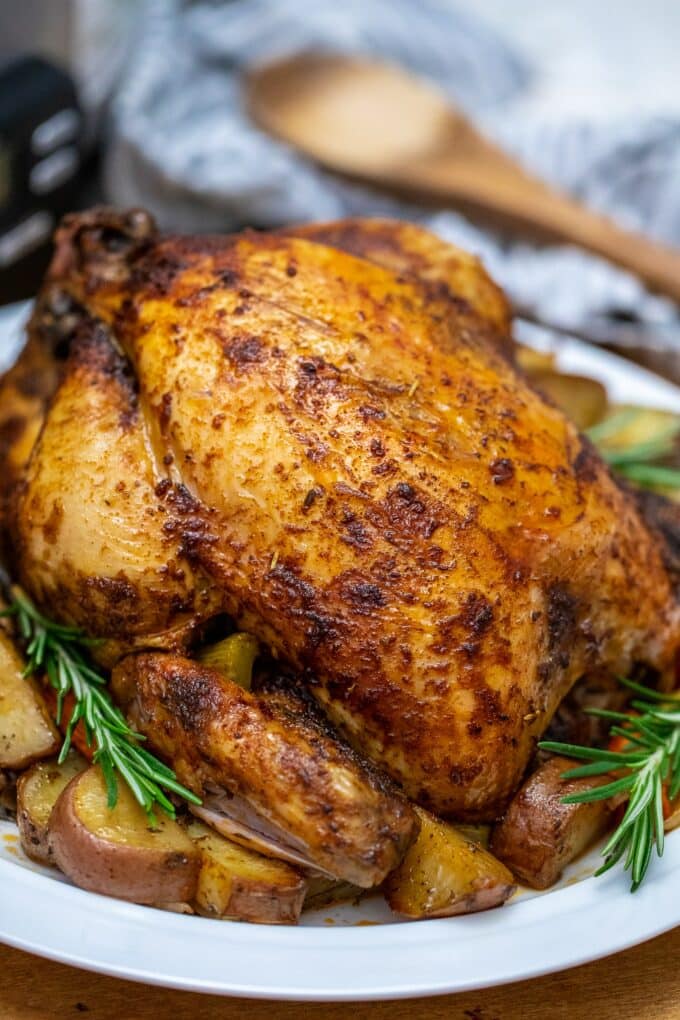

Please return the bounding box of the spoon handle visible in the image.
[403,153,680,304]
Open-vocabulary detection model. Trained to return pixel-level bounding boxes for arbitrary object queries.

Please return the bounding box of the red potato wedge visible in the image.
[516,347,608,429]
[198,633,259,690]
[665,802,680,833]
[384,806,515,919]
[49,765,200,904]
[490,756,616,889]
[186,818,307,924]
[0,629,60,770]
[17,750,88,864]
[156,901,195,915]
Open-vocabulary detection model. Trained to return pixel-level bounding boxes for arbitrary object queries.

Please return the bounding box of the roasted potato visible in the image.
[186,818,306,924]
[0,629,60,769]
[49,765,200,904]
[515,345,555,375]
[595,405,679,453]
[516,345,607,430]
[490,756,615,889]
[530,371,608,430]
[16,750,87,864]
[384,806,515,919]
[198,633,259,690]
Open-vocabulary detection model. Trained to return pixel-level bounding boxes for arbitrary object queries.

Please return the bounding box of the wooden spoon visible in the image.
[246,53,680,303]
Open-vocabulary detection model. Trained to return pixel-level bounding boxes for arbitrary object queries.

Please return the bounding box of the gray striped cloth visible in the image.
[106,0,680,332]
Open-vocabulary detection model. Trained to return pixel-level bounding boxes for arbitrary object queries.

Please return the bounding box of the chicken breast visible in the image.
[281,217,513,347]
[6,208,679,820]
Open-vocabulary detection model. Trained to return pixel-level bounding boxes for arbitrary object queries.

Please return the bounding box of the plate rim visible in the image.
[2,837,680,1000]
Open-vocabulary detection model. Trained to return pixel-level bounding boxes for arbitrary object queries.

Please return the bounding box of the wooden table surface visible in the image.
[2,927,679,1020]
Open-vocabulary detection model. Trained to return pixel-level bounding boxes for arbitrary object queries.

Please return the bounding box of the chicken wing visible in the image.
[112,651,416,886]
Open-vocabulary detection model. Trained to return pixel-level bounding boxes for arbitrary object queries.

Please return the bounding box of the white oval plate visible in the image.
[1,304,679,1000]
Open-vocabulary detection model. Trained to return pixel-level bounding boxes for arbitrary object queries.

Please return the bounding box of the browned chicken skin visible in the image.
[112,652,416,886]
[0,333,59,548]
[2,209,679,823]
[280,217,513,348]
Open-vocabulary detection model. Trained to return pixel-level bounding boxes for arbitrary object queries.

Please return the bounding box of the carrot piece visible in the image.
[608,711,641,754]
[607,734,629,754]
[662,786,673,819]
[41,685,94,762]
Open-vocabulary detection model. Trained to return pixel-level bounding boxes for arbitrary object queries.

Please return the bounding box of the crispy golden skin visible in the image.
[0,210,155,535]
[11,323,221,659]
[281,217,512,345]
[0,335,58,541]
[7,209,680,820]
[112,652,416,887]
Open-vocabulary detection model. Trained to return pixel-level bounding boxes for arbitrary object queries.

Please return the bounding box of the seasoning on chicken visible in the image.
[112,652,417,887]
[3,208,679,824]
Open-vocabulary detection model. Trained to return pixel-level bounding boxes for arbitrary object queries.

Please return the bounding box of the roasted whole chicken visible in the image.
[1,208,678,857]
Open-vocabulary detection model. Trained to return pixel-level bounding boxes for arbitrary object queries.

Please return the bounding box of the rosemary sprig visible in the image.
[0,585,200,821]
[539,678,680,891]
[614,463,680,488]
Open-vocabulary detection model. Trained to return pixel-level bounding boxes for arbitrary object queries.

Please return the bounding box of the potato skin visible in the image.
[203,871,303,925]
[490,756,615,889]
[48,768,200,904]
[197,868,302,925]
[17,751,87,865]
[187,819,307,925]
[18,804,51,866]
[384,807,515,919]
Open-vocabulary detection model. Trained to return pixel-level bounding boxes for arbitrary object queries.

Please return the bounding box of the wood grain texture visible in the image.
[247,54,680,303]
[1,928,679,1020]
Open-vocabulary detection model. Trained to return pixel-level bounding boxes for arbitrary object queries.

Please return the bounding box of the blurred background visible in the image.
[1,0,679,365]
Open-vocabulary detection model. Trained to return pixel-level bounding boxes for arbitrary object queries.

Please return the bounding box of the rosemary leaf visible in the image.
[539,678,680,892]
[615,463,680,488]
[1,585,200,820]
[561,774,636,803]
